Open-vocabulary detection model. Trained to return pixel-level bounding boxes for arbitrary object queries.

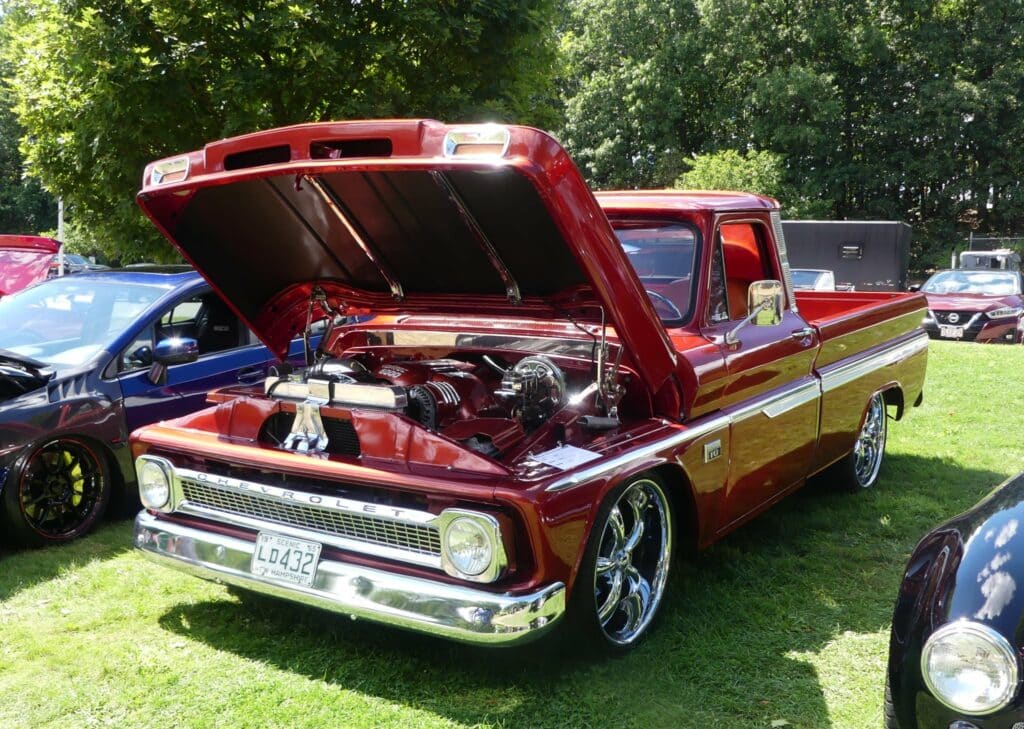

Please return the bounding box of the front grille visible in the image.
[933,310,978,326]
[179,477,441,557]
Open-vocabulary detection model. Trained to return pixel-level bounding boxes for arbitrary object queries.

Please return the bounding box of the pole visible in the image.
[57,197,64,276]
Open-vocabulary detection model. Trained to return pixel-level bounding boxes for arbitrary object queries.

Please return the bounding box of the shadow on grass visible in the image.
[156,454,1008,729]
[0,518,132,601]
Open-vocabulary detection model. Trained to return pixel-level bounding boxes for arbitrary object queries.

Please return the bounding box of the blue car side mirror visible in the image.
[147,338,199,386]
[154,337,199,366]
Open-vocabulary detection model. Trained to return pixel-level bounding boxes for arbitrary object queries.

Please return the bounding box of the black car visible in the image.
[47,253,111,277]
[887,472,1024,727]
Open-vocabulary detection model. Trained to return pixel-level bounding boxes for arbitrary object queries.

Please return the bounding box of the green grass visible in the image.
[2,341,1023,728]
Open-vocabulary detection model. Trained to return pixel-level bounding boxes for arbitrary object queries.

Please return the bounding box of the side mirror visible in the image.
[154,337,199,366]
[725,280,785,345]
[908,284,921,292]
[147,338,198,386]
[127,345,153,367]
[747,280,784,327]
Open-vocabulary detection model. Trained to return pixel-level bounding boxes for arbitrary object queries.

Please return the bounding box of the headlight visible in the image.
[921,621,1019,715]
[986,306,1023,319]
[438,510,508,583]
[136,456,173,511]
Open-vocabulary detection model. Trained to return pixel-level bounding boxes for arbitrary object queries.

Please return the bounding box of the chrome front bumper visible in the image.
[133,511,566,645]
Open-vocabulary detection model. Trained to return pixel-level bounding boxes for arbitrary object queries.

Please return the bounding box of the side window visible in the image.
[708,240,730,324]
[719,222,776,321]
[118,292,243,374]
[158,293,242,356]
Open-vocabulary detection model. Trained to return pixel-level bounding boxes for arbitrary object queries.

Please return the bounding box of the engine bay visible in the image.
[259,334,636,464]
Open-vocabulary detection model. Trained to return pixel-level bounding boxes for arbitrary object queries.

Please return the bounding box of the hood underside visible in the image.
[137,120,680,398]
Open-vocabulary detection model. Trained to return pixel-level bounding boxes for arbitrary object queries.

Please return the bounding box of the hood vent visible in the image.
[310,138,392,159]
[224,145,292,171]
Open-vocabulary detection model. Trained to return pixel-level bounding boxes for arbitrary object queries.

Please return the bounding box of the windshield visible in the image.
[614,223,698,323]
[921,270,1021,295]
[0,279,164,367]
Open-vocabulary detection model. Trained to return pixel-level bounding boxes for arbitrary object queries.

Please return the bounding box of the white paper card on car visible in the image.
[532,444,602,470]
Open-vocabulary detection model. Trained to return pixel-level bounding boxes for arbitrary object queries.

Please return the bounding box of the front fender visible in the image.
[888,472,1024,727]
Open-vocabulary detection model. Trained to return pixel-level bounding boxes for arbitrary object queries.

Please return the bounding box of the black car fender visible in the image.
[888,472,1024,727]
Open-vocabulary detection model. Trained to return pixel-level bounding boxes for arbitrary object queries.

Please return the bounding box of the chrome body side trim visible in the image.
[760,380,821,419]
[134,512,565,645]
[547,332,927,492]
[545,415,730,492]
[820,331,928,393]
[727,379,821,424]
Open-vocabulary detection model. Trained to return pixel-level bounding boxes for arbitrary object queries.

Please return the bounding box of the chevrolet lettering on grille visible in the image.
[186,470,435,524]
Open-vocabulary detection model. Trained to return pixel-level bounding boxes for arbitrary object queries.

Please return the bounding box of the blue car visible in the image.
[0,266,308,546]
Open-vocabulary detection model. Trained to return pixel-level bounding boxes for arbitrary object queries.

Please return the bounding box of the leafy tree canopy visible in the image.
[677,149,829,218]
[0,83,54,235]
[3,0,559,261]
[561,0,1024,269]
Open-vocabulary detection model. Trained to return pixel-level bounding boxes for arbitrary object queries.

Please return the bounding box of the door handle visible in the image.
[791,327,816,342]
[237,366,264,384]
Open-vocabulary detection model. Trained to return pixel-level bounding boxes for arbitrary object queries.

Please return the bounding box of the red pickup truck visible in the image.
[131,121,927,651]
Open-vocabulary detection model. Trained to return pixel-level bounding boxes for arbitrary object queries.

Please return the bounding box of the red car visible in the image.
[0,235,61,296]
[919,269,1024,343]
[129,120,928,651]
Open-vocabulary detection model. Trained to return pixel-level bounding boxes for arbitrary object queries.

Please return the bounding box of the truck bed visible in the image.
[796,290,928,369]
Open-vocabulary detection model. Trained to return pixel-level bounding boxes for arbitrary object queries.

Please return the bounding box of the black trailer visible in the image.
[781,220,912,292]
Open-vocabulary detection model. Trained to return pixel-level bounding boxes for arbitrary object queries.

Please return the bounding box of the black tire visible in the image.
[829,392,888,492]
[564,473,674,654]
[0,437,111,547]
[883,673,900,729]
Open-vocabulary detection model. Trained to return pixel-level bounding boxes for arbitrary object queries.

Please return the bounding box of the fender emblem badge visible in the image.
[704,439,722,463]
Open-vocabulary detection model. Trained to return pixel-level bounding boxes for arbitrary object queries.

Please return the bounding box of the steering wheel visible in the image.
[645,289,683,320]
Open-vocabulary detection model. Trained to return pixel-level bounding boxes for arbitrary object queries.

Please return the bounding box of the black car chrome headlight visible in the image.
[921,620,1020,715]
[136,455,175,512]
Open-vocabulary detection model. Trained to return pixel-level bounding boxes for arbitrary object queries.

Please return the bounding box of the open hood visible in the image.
[136,120,679,399]
[0,236,60,296]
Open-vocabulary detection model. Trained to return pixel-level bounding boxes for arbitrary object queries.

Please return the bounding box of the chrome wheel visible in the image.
[592,478,672,645]
[853,393,887,488]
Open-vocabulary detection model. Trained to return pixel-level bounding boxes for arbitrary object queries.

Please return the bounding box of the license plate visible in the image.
[939,325,965,339]
[251,532,321,587]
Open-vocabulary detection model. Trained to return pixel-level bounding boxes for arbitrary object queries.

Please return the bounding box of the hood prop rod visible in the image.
[430,171,522,305]
[304,175,404,301]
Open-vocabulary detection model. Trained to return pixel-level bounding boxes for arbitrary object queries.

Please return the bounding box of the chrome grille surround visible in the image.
[167,466,443,569]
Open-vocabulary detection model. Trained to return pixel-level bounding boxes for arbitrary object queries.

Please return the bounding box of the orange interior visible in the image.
[721,223,768,319]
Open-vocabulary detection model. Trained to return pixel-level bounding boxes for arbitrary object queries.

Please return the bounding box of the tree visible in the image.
[2,0,559,261]
[560,0,1024,270]
[0,84,54,234]
[559,0,708,188]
